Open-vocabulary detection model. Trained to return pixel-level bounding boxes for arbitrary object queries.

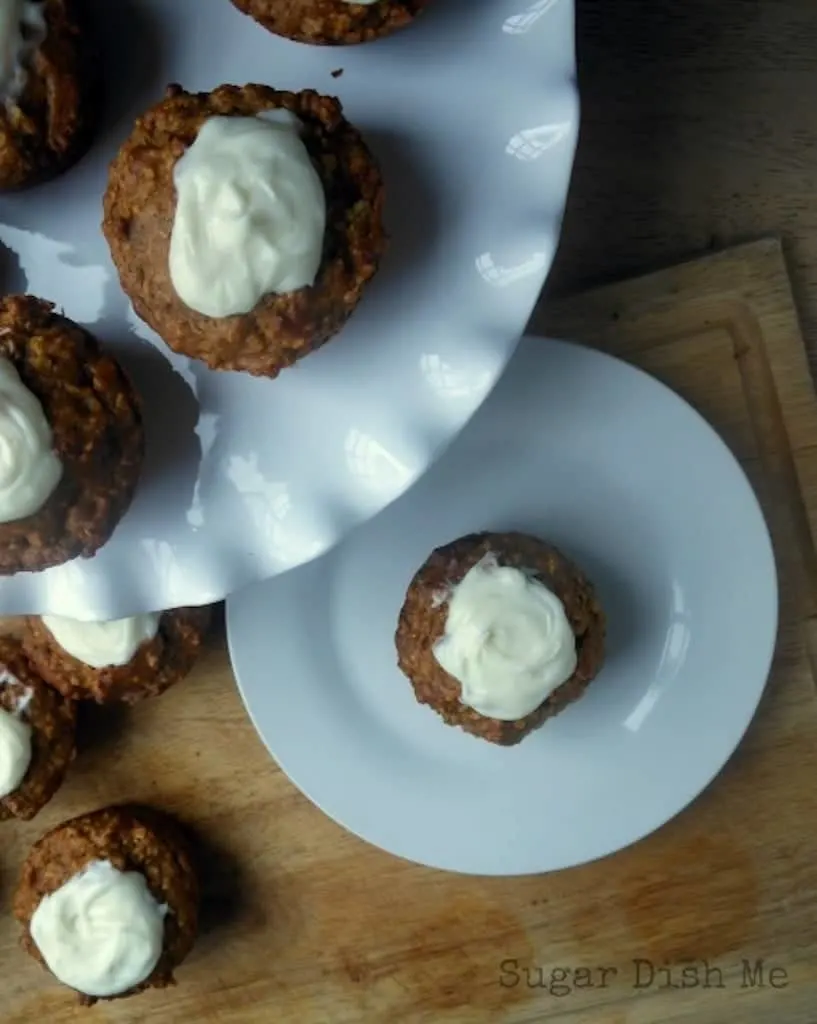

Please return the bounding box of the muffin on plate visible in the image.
[0,296,144,575]
[14,804,199,1004]
[229,0,431,46]
[0,635,76,820]
[395,531,606,746]
[0,0,100,190]
[102,83,385,378]
[22,605,212,704]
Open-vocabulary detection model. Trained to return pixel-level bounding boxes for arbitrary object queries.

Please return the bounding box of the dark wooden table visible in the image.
[537,0,817,369]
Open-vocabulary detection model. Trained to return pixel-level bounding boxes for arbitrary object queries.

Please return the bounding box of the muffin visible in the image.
[0,635,75,820]
[395,532,606,746]
[0,296,144,575]
[229,0,430,46]
[14,804,199,1004]
[22,605,212,704]
[0,0,100,190]
[102,83,385,378]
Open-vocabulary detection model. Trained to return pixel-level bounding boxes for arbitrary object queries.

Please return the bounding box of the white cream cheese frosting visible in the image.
[0,356,63,523]
[30,860,168,998]
[0,665,34,799]
[0,704,31,798]
[433,554,578,720]
[0,0,47,104]
[41,613,161,669]
[168,111,326,318]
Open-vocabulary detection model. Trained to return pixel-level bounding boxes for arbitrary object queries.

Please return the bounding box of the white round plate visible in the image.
[226,337,779,875]
[0,0,578,619]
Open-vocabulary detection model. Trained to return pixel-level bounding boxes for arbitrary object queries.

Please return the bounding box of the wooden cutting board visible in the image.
[3,238,817,1024]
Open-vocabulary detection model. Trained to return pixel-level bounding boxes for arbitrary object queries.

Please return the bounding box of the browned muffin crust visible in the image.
[102,83,386,378]
[0,636,75,820]
[229,0,430,46]
[395,532,606,746]
[22,605,212,704]
[0,296,144,575]
[0,0,100,190]
[14,804,199,1005]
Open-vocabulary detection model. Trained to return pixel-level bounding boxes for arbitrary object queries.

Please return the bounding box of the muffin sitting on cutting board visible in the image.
[0,0,99,189]
[14,804,199,1004]
[0,296,144,575]
[23,605,211,704]
[103,83,385,378]
[0,635,75,821]
[228,0,431,46]
[395,531,606,745]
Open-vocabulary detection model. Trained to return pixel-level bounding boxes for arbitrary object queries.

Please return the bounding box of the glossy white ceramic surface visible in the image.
[0,0,578,618]
[227,338,779,876]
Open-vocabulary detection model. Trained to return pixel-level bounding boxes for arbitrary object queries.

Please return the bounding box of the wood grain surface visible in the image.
[539,0,817,380]
[0,240,814,1024]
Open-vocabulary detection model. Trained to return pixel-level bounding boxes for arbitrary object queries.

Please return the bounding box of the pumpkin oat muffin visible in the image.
[14,804,199,1004]
[102,83,385,378]
[0,635,75,821]
[229,0,430,46]
[0,0,99,190]
[22,605,211,704]
[0,296,144,575]
[395,532,606,746]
